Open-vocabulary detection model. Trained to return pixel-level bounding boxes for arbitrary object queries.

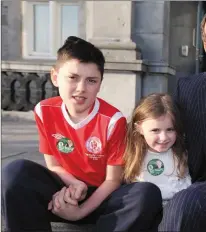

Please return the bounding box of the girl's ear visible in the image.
[50,67,59,87]
[134,122,143,135]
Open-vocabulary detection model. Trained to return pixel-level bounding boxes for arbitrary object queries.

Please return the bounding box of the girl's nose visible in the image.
[159,132,168,141]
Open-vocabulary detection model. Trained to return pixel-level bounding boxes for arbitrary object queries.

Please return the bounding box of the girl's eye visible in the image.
[167,128,175,132]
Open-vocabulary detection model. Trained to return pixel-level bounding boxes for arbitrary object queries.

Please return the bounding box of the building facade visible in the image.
[1,1,205,118]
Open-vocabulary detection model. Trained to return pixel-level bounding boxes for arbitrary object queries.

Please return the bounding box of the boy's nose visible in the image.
[76,81,86,92]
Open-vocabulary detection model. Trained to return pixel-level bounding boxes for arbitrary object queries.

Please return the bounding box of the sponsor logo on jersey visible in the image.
[52,133,74,154]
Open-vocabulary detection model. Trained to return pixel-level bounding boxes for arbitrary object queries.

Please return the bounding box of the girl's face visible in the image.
[137,113,177,153]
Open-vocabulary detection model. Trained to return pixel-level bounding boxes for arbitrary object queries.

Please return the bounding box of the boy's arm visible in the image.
[51,115,126,220]
[45,154,88,207]
[79,164,122,218]
[78,116,127,218]
[34,105,87,202]
[44,154,86,187]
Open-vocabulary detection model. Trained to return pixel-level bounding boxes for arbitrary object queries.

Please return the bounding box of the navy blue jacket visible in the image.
[174,72,206,182]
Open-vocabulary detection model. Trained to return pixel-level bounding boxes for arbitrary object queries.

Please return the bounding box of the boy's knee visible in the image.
[129,182,162,208]
[141,182,162,207]
[136,182,161,199]
[140,182,161,196]
[2,159,35,192]
[128,182,162,226]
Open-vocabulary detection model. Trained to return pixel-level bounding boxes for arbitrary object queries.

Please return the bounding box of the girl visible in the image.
[124,93,191,205]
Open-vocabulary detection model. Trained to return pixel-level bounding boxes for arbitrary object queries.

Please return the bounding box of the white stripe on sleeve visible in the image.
[34,102,43,122]
[107,112,124,140]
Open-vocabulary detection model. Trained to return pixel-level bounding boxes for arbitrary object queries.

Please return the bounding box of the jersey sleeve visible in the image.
[34,103,53,155]
[106,116,127,166]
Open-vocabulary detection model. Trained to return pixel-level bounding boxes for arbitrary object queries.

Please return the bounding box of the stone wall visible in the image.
[1,0,21,60]
[1,60,147,119]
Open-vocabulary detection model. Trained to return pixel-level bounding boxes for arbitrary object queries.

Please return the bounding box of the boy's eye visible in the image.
[151,129,160,133]
[88,79,97,84]
[69,76,76,79]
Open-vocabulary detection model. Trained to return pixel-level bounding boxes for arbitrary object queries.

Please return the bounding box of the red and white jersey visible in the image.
[34,96,126,186]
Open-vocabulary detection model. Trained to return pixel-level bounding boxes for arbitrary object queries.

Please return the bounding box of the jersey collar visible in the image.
[61,98,100,130]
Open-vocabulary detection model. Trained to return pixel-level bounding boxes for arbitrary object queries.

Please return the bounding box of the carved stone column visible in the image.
[85,1,140,62]
[84,1,145,117]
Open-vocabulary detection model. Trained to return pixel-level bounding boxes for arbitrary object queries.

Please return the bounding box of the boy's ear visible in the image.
[134,122,143,135]
[50,67,58,87]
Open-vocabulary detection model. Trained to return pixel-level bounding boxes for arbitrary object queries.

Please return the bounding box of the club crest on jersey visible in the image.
[86,136,102,154]
[52,133,74,154]
[147,159,164,176]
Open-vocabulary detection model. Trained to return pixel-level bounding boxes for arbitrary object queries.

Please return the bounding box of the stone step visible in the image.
[51,223,94,232]
[2,218,94,232]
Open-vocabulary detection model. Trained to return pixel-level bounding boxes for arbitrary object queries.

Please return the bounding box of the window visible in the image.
[22,1,80,59]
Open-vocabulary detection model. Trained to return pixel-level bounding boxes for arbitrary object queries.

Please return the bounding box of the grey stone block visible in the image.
[51,223,94,232]
[2,218,94,232]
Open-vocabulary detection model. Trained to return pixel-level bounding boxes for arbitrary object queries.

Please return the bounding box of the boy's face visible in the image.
[51,59,102,117]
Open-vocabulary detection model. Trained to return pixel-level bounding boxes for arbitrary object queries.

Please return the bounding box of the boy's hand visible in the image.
[66,180,88,202]
[50,187,83,221]
[48,181,88,210]
[48,188,77,210]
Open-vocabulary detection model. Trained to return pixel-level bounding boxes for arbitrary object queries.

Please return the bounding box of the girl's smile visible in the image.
[137,113,176,153]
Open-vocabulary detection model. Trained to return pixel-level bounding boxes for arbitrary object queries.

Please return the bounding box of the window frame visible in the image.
[22,0,81,60]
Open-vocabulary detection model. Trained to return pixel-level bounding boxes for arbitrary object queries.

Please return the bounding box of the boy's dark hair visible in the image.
[56,36,105,80]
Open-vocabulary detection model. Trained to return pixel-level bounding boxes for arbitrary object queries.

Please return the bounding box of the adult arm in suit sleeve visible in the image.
[174,78,181,110]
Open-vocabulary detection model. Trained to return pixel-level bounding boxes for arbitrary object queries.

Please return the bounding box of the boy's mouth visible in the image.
[72,96,87,104]
[73,96,86,100]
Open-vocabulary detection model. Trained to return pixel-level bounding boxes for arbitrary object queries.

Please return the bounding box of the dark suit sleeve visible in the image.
[174,78,181,108]
[173,77,187,144]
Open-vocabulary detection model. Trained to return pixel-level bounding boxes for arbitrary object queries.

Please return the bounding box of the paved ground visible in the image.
[1,110,94,232]
[2,110,44,168]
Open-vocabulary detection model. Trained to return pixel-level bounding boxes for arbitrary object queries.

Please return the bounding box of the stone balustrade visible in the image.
[2,62,58,111]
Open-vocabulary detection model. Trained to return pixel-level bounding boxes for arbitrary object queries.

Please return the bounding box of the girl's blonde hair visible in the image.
[123,93,187,183]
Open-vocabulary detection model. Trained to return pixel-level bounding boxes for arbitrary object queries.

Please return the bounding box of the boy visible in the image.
[2,36,162,232]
